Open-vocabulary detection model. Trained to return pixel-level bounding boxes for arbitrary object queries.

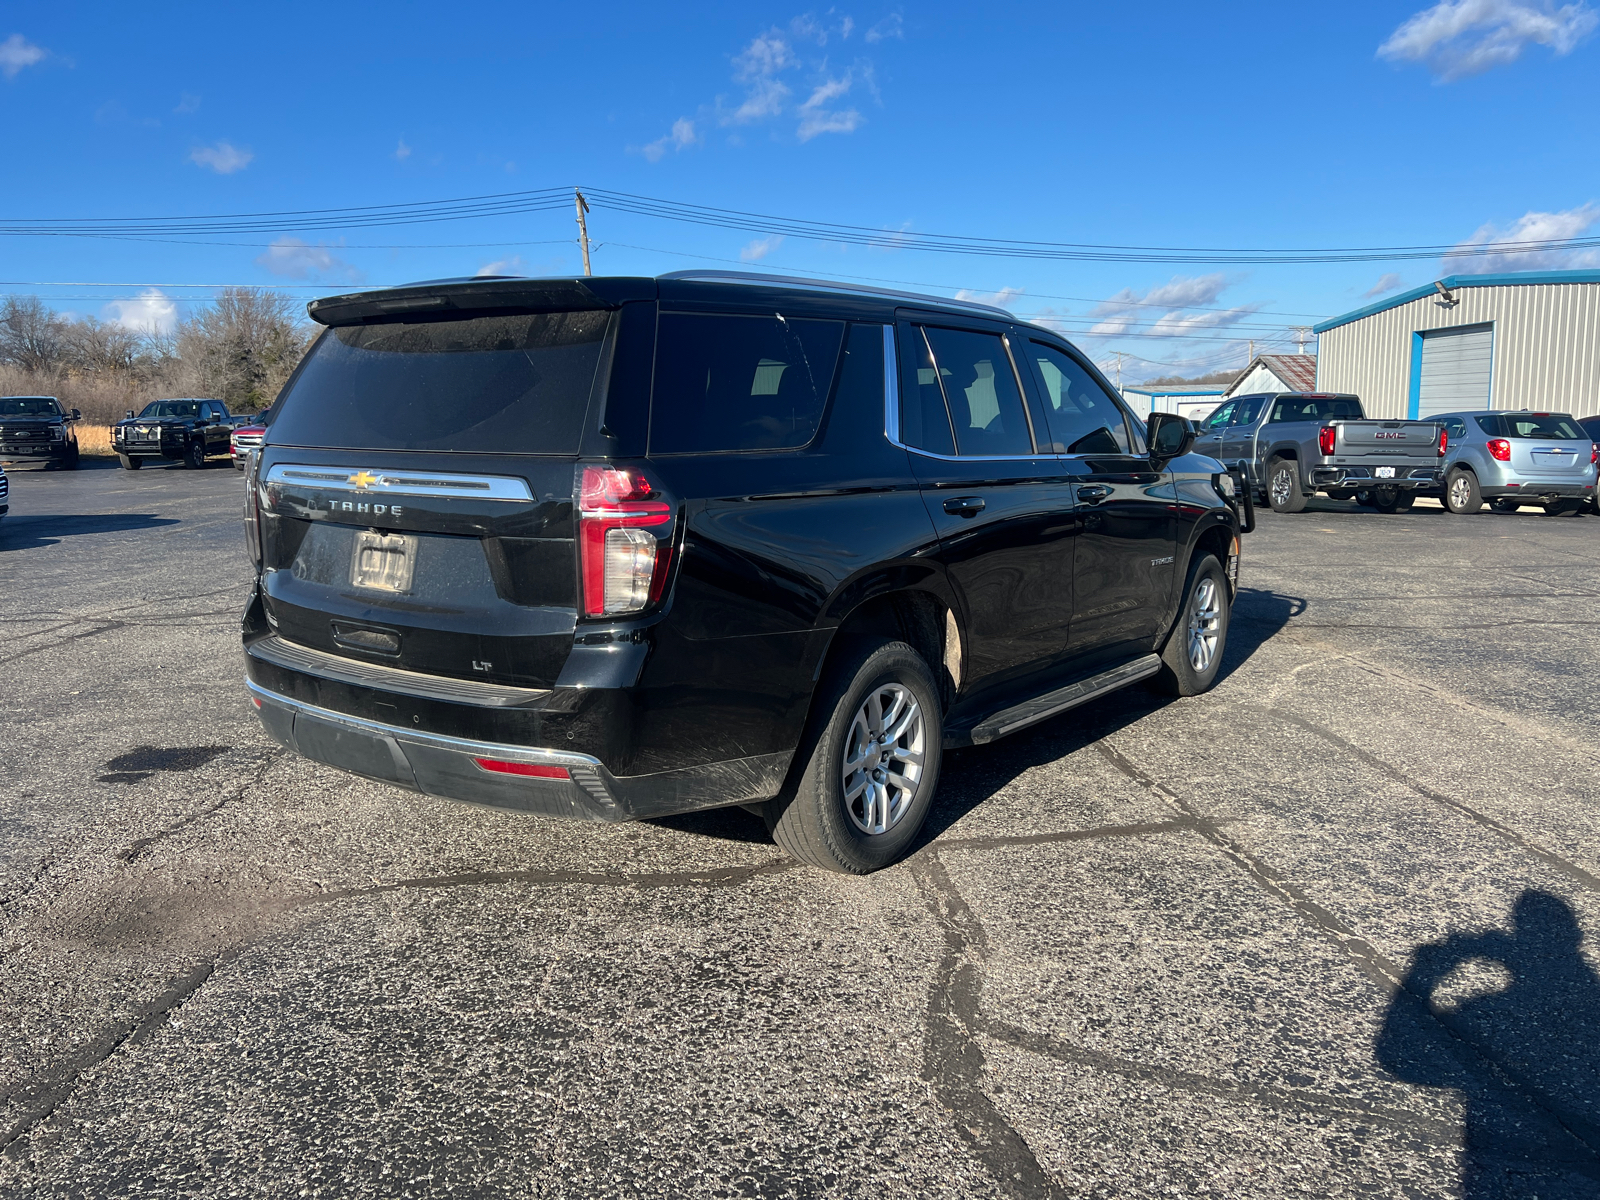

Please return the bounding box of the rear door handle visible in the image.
[942,496,986,516]
[1077,485,1112,504]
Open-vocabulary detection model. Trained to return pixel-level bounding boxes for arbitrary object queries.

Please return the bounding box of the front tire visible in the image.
[1152,554,1231,697]
[117,453,142,470]
[186,440,208,470]
[1443,469,1481,514]
[1266,458,1307,514]
[765,639,942,874]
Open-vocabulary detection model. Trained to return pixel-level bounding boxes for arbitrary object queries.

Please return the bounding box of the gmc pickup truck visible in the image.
[1192,391,1446,514]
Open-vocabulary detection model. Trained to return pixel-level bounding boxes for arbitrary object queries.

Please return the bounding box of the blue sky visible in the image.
[2,1,1597,382]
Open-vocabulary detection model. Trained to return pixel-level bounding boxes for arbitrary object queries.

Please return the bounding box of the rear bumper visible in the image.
[1481,480,1595,500]
[1310,465,1442,490]
[246,675,791,823]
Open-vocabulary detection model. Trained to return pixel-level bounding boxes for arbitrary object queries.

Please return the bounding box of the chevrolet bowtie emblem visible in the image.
[348,471,384,489]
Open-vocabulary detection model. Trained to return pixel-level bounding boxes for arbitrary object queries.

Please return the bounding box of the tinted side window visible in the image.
[1231,396,1265,426]
[1475,414,1502,436]
[1269,398,1316,423]
[901,327,957,456]
[921,327,1033,457]
[1027,342,1131,455]
[1197,400,1235,432]
[651,313,845,454]
[1443,418,1467,439]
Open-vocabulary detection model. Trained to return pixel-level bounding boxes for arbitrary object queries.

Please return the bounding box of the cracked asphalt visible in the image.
[4,458,1600,1198]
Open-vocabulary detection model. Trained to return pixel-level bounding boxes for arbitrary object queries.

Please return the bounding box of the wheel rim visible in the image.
[841,683,925,836]
[1187,577,1222,673]
[1449,476,1471,510]
[1270,468,1292,507]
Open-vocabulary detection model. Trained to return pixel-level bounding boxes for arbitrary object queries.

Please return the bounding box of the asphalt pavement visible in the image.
[3,458,1600,1198]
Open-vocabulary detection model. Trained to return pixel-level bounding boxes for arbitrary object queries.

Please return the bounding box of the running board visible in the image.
[962,654,1163,746]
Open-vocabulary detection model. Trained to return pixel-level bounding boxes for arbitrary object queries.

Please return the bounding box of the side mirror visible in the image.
[1147,412,1195,460]
[70,408,81,420]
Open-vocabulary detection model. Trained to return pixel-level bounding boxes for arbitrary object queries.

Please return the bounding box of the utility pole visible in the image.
[1113,351,1124,390]
[574,188,593,277]
[1295,327,1310,355]
[1247,339,1254,365]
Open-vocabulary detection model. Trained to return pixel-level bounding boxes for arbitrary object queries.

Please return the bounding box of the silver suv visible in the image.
[1433,410,1597,515]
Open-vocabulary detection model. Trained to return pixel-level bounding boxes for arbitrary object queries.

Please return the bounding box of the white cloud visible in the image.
[954,287,1024,310]
[394,138,411,161]
[865,14,904,42]
[740,235,786,262]
[255,237,363,283]
[641,117,700,162]
[1379,0,1597,80]
[190,141,253,174]
[1445,202,1600,271]
[1363,272,1407,298]
[0,34,46,79]
[1087,274,1260,339]
[476,256,526,277]
[174,93,200,114]
[102,289,177,336]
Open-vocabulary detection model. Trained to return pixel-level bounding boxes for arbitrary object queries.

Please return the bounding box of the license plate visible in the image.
[1375,467,1396,479]
[350,530,416,593]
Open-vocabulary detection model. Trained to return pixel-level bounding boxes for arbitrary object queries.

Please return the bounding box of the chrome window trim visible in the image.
[264,463,534,501]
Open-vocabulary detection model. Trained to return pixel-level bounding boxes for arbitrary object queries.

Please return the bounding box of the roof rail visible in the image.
[658,269,1016,319]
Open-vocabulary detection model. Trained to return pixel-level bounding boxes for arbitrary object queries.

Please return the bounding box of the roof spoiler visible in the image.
[307,277,658,326]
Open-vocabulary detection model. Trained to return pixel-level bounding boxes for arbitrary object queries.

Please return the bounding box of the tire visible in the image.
[1372,485,1403,513]
[1490,498,1519,513]
[1266,458,1307,514]
[764,638,942,874]
[1325,488,1353,502]
[63,443,79,469]
[1443,469,1481,514]
[117,453,142,470]
[1394,490,1416,512]
[186,440,208,470]
[1353,488,1375,508]
[1151,554,1231,697]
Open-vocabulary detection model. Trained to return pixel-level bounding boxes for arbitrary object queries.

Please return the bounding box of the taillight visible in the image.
[1591,442,1598,465]
[1437,426,1448,457]
[578,464,674,617]
[243,453,263,568]
[1487,438,1511,462]
[1317,426,1336,455]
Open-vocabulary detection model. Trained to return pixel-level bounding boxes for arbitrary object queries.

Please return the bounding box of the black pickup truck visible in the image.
[0,396,81,468]
[112,398,238,470]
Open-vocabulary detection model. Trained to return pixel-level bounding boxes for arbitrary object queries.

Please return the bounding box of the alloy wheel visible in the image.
[1270,468,1292,508]
[1187,577,1221,673]
[840,683,926,836]
[1449,475,1472,511]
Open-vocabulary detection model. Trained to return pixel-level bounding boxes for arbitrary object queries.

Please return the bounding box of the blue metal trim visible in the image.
[1408,331,1424,419]
[1121,387,1226,397]
[1314,269,1600,334]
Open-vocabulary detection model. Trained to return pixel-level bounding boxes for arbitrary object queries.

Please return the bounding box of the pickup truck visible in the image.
[1192,391,1445,514]
[112,398,238,470]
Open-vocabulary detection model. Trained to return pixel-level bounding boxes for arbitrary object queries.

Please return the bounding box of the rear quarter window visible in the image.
[270,310,610,453]
[650,312,845,454]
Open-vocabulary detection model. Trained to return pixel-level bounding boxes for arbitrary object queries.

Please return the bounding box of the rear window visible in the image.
[271,311,609,453]
[1268,396,1362,422]
[1502,413,1584,439]
[650,313,845,454]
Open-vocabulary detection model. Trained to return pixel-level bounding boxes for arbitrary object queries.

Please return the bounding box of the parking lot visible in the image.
[2,458,1599,1198]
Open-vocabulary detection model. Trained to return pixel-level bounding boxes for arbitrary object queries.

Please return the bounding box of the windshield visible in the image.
[138,401,202,419]
[271,310,610,453]
[0,397,63,417]
[1501,414,1584,439]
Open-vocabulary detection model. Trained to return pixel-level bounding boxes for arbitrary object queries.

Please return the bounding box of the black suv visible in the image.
[113,398,236,469]
[0,396,81,468]
[243,273,1246,872]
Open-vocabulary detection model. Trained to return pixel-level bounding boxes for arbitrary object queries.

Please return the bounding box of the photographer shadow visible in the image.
[1377,891,1600,1195]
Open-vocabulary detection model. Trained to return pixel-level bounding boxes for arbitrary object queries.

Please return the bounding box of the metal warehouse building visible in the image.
[1314,269,1600,420]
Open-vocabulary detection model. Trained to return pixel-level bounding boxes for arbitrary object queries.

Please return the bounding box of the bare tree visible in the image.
[0,296,68,373]
[174,287,311,411]
[61,316,146,375]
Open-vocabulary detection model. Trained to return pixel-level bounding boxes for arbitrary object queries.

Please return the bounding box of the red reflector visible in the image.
[472,757,570,780]
[250,696,262,709]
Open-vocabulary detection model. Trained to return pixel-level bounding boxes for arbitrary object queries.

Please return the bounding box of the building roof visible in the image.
[1313,269,1600,335]
[1257,354,1317,392]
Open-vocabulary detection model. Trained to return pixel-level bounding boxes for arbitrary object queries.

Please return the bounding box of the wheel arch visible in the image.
[821,583,960,713]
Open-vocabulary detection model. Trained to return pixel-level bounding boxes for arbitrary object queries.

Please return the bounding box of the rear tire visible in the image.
[1490,498,1519,513]
[1443,469,1482,514]
[117,453,141,470]
[764,638,942,874]
[1151,554,1230,697]
[1372,485,1404,513]
[1353,488,1375,507]
[1266,458,1307,514]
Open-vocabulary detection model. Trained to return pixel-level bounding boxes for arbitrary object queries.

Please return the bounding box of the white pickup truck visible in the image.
[1192,391,1446,514]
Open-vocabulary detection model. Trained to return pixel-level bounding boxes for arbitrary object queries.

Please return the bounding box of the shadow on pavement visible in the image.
[0,513,179,551]
[1376,891,1600,1195]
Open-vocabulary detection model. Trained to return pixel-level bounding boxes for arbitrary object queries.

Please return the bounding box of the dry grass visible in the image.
[76,424,116,457]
